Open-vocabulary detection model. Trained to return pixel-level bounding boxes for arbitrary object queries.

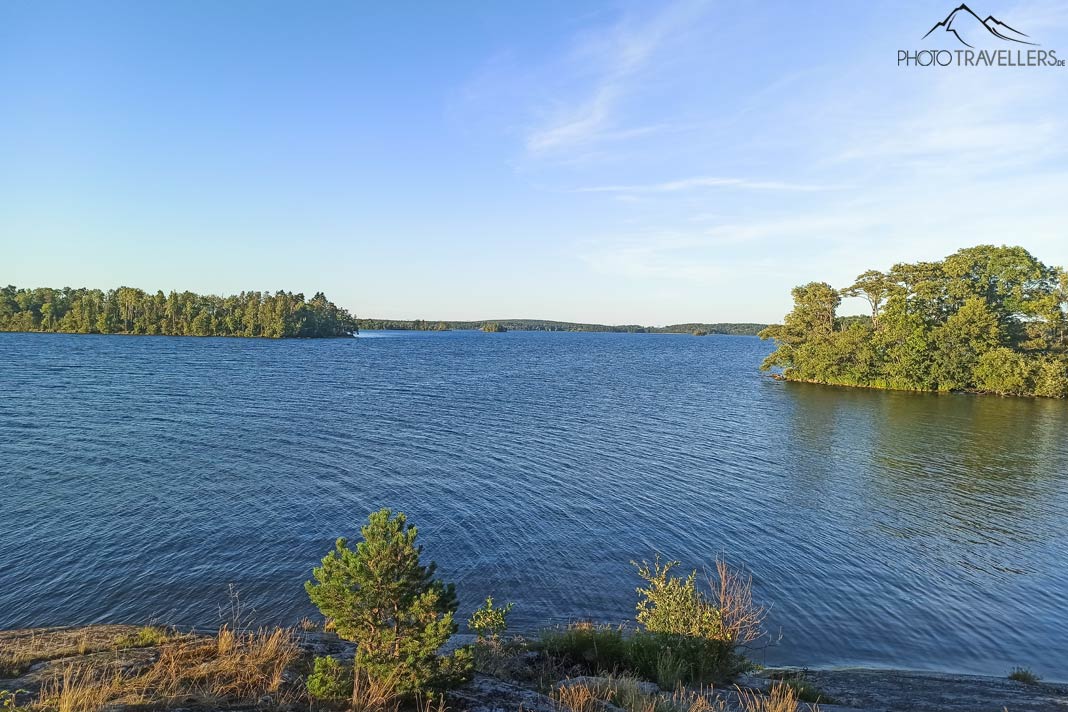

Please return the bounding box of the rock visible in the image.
[747,667,1068,712]
[294,630,355,659]
[556,675,661,696]
[450,673,559,712]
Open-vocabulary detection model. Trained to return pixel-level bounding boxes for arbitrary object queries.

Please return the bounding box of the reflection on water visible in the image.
[0,331,1066,681]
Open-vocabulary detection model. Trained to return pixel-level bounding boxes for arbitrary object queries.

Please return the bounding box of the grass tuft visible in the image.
[1008,667,1040,684]
[737,681,820,712]
[113,626,172,649]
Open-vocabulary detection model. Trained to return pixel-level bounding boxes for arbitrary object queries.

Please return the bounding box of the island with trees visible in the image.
[0,286,358,338]
[759,245,1068,398]
[358,318,767,335]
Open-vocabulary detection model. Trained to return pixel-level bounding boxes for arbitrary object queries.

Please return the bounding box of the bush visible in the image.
[539,624,628,674]
[114,626,172,649]
[305,509,471,697]
[307,656,353,702]
[974,348,1033,395]
[1009,666,1040,684]
[1032,356,1068,398]
[468,597,514,640]
[630,557,764,683]
[625,631,746,688]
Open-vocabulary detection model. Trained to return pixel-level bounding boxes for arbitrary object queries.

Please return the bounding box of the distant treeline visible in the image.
[0,286,358,338]
[357,318,766,335]
[760,245,1068,398]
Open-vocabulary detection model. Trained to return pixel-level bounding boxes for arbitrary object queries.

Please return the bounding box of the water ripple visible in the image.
[1,331,1066,681]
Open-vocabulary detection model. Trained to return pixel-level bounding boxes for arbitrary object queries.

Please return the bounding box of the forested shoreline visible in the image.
[759,245,1068,398]
[0,286,357,338]
[357,317,766,335]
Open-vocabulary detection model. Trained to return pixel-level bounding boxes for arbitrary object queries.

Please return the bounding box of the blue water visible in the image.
[1,330,1066,680]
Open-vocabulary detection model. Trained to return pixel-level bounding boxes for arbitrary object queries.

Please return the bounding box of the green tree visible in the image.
[760,245,1067,398]
[467,597,513,641]
[844,269,892,329]
[305,509,470,699]
[931,297,1001,391]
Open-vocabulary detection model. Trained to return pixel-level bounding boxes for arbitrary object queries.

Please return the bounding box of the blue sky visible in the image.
[3,1,1067,324]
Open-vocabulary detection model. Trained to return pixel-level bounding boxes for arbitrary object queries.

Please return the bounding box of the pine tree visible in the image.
[305,509,470,698]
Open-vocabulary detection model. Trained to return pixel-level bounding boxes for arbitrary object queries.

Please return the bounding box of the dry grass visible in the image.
[0,629,129,679]
[23,626,300,712]
[37,665,123,712]
[350,669,402,712]
[737,681,820,712]
[133,625,299,705]
[554,677,725,712]
[552,678,614,712]
[554,676,822,712]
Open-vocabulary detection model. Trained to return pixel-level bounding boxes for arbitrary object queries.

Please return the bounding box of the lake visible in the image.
[1,330,1066,680]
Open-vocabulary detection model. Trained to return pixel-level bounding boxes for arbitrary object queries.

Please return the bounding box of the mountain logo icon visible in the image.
[922,4,1037,48]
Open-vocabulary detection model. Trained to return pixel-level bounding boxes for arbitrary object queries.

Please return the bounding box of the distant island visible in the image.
[0,286,357,338]
[760,245,1068,398]
[358,318,767,335]
[0,285,768,340]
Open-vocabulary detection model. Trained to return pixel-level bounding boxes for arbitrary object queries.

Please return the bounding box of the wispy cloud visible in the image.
[524,0,712,155]
[577,176,839,193]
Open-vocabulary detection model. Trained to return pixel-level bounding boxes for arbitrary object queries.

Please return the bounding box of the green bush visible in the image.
[306,656,353,702]
[634,559,726,640]
[305,509,472,697]
[115,626,172,648]
[539,625,748,688]
[1009,667,1040,684]
[539,624,628,674]
[1033,356,1068,398]
[974,348,1033,395]
[630,557,764,684]
[468,596,514,640]
[625,631,746,687]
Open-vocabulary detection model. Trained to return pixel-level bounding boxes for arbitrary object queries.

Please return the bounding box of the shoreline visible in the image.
[3,625,1065,711]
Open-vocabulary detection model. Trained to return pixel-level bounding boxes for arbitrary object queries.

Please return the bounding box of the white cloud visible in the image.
[577,176,839,193]
[524,0,712,155]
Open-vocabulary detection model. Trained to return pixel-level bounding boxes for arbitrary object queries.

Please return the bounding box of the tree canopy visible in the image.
[0,285,357,338]
[759,245,1068,398]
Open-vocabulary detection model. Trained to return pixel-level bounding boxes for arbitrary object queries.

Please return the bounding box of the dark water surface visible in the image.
[1,331,1066,680]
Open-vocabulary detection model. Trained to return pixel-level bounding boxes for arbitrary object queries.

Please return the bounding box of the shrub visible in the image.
[114,626,171,649]
[1,690,30,712]
[307,656,354,702]
[468,597,514,640]
[631,557,765,684]
[1032,356,1068,398]
[774,677,837,704]
[625,631,747,688]
[1009,666,1040,684]
[305,509,471,698]
[974,348,1033,395]
[539,624,628,674]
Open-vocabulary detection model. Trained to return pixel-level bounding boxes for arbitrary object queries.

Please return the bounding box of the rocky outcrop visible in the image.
[743,667,1068,712]
[449,674,558,712]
